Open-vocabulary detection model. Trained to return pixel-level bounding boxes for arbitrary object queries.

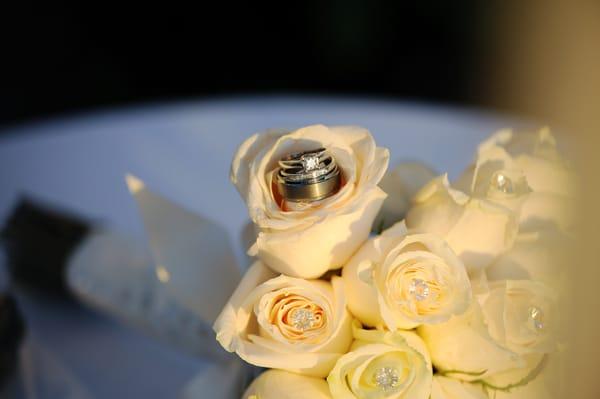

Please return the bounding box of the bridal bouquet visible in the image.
[213,125,574,399]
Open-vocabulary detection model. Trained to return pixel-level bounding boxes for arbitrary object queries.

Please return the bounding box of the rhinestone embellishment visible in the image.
[408,279,430,301]
[374,367,400,391]
[301,154,321,172]
[528,306,545,331]
[491,172,514,194]
[290,308,316,331]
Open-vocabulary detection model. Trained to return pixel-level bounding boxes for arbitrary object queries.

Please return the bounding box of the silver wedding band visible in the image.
[276,148,341,202]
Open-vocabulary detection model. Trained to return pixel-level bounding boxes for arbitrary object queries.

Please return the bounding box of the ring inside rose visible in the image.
[276,148,341,203]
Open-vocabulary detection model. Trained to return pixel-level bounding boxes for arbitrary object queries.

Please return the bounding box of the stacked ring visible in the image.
[276,148,341,202]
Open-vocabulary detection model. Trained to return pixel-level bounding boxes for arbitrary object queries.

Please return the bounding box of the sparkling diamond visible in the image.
[374,367,399,391]
[528,306,545,331]
[491,172,514,194]
[290,308,316,331]
[408,279,430,301]
[301,154,320,172]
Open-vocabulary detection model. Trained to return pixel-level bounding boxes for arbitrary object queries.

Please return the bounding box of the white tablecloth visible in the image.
[0,96,523,398]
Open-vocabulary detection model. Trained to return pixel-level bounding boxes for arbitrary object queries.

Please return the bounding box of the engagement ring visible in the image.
[276,148,341,202]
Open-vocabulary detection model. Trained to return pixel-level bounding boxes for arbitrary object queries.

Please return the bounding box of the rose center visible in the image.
[528,306,545,332]
[374,366,400,392]
[490,172,514,194]
[408,278,430,302]
[266,293,326,342]
[289,308,316,331]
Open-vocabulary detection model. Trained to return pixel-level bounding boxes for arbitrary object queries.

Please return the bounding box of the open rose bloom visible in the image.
[213,126,572,398]
[230,124,389,278]
[214,261,353,377]
[343,221,471,330]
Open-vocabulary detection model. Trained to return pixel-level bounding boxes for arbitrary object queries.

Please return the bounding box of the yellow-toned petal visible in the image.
[443,199,518,271]
[214,262,277,351]
[343,237,386,328]
[231,129,286,202]
[418,303,526,381]
[243,369,332,399]
[431,376,487,399]
[254,187,386,278]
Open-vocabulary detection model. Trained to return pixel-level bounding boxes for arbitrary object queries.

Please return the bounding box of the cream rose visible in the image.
[243,369,332,399]
[374,161,437,231]
[418,279,557,389]
[343,222,471,330]
[430,376,487,399]
[406,174,519,272]
[327,324,432,399]
[213,261,353,377]
[231,124,389,278]
[407,128,576,272]
[456,128,577,232]
[479,280,558,356]
[479,128,575,195]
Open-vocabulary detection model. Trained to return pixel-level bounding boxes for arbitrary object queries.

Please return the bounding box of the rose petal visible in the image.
[243,369,332,399]
[252,187,386,278]
[430,376,487,399]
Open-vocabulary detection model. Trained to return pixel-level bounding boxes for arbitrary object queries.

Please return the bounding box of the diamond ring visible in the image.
[278,148,328,170]
[278,155,337,182]
[276,148,341,202]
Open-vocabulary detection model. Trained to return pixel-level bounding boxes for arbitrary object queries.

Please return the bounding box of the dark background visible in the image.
[1,1,504,129]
